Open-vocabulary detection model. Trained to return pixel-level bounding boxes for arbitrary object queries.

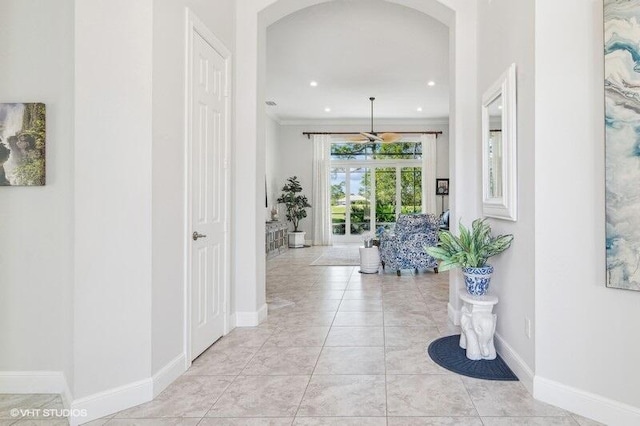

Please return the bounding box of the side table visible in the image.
[459,292,499,360]
[359,246,380,274]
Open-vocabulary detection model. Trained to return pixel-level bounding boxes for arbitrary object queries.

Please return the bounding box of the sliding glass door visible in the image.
[330,167,372,239]
[330,141,424,243]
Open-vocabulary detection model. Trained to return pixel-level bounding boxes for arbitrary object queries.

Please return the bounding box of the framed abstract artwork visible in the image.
[605,0,640,290]
[0,103,46,186]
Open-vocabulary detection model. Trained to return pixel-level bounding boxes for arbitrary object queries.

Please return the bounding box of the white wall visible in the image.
[477,0,536,386]
[534,0,640,423]
[0,0,75,387]
[265,115,280,221]
[74,0,154,399]
[238,0,477,327]
[1,0,238,416]
[269,121,450,241]
[151,0,236,375]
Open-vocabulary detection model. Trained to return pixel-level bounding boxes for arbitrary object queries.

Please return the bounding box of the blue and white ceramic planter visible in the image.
[462,265,494,295]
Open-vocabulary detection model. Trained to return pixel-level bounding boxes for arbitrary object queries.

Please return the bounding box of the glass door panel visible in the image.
[401,167,422,214]
[375,167,397,233]
[331,167,372,241]
[330,167,347,236]
[349,167,371,236]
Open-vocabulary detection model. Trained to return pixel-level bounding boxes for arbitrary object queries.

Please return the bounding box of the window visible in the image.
[330,141,423,240]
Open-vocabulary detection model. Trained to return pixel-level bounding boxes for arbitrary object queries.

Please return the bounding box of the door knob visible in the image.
[192,231,207,241]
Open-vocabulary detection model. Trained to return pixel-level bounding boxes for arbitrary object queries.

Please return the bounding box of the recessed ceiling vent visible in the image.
[265,101,277,106]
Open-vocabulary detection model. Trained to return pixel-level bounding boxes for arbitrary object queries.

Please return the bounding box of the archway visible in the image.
[232,0,479,327]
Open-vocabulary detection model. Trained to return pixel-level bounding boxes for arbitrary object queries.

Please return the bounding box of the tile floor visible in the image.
[1,245,604,426]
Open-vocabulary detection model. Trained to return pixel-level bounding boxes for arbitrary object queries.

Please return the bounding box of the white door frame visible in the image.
[183,8,232,367]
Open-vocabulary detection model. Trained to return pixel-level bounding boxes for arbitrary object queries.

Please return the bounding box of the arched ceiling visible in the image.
[266,0,450,122]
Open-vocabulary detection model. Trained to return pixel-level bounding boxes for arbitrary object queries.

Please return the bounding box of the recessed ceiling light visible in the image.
[417,107,423,112]
[498,105,503,110]
[310,81,318,87]
[324,107,331,112]
[427,81,436,87]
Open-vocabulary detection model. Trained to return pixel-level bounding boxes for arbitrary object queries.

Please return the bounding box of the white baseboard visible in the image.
[257,303,268,323]
[0,371,70,398]
[68,353,189,425]
[152,353,186,398]
[494,332,534,393]
[226,312,237,333]
[534,376,640,426]
[236,303,268,327]
[61,379,73,410]
[447,302,461,326]
[70,377,152,426]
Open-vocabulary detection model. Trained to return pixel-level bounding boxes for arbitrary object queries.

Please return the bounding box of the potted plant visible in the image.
[277,176,311,248]
[425,218,513,295]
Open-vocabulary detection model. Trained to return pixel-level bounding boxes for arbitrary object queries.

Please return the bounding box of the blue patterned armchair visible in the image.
[380,214,440,276]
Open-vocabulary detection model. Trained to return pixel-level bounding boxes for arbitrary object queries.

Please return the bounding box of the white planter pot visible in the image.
[288,231,306,248]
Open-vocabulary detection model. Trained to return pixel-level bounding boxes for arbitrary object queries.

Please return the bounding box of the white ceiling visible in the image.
[266,0,450,122]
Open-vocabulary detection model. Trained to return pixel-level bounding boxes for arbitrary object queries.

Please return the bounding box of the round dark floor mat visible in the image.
[427,334,518,381]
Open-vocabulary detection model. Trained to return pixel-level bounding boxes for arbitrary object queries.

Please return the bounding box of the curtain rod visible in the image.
[302,131,443,139]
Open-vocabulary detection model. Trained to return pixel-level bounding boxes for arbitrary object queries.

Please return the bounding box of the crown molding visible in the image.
[275,117,450,127]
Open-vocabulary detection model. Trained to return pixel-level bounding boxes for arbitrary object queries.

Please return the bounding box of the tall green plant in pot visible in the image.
[277,176,311,248]
[426,218,513,295]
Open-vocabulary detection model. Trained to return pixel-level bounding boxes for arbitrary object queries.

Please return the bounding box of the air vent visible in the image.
[265,101,277,106]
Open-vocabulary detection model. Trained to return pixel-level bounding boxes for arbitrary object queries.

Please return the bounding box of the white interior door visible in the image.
[190,29,229,360]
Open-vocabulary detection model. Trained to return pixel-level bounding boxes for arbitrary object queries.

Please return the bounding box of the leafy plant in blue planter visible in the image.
[425,218,513,295]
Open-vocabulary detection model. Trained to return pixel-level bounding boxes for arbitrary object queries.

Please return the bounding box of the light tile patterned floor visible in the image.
[1,245,605,425]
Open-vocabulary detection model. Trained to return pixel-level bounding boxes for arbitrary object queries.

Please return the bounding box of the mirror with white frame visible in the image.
[482,63,517,221]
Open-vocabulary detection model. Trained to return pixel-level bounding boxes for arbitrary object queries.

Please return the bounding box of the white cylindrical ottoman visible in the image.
[359,246,381,274]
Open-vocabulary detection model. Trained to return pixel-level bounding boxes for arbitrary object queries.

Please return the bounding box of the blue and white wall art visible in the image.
[605,0,640,290]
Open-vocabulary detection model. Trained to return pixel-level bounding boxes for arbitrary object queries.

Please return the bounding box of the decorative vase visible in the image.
[462,265,494,295]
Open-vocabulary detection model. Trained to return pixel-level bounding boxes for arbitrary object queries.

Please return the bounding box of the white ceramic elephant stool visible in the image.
[459,293,499,361]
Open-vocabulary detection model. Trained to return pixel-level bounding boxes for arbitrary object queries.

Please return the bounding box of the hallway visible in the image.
[2,246,600,425]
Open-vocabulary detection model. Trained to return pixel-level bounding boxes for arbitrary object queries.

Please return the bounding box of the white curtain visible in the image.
[421,133,438,215]
[312,134,332,245]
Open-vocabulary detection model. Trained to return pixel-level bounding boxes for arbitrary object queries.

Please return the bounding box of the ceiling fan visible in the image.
[350,97,402,144]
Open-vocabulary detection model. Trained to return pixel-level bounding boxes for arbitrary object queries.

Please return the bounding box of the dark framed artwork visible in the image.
[0,103,46,186]
[436,178,449,196]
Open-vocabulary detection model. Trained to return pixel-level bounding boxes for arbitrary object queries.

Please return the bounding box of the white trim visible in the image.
[447,301,461,326]
[0,371,71,405]
[69,378,152,426]
[152,353,186,398]
[534,376,640,426]
[184,7,233,365]
[227,313,237,331]
[494,332,534,394]
[61,379,73,410]
[265,108,282,124]
[236,304,268,327]
[278,118,450,126]
[481,63,517,221]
